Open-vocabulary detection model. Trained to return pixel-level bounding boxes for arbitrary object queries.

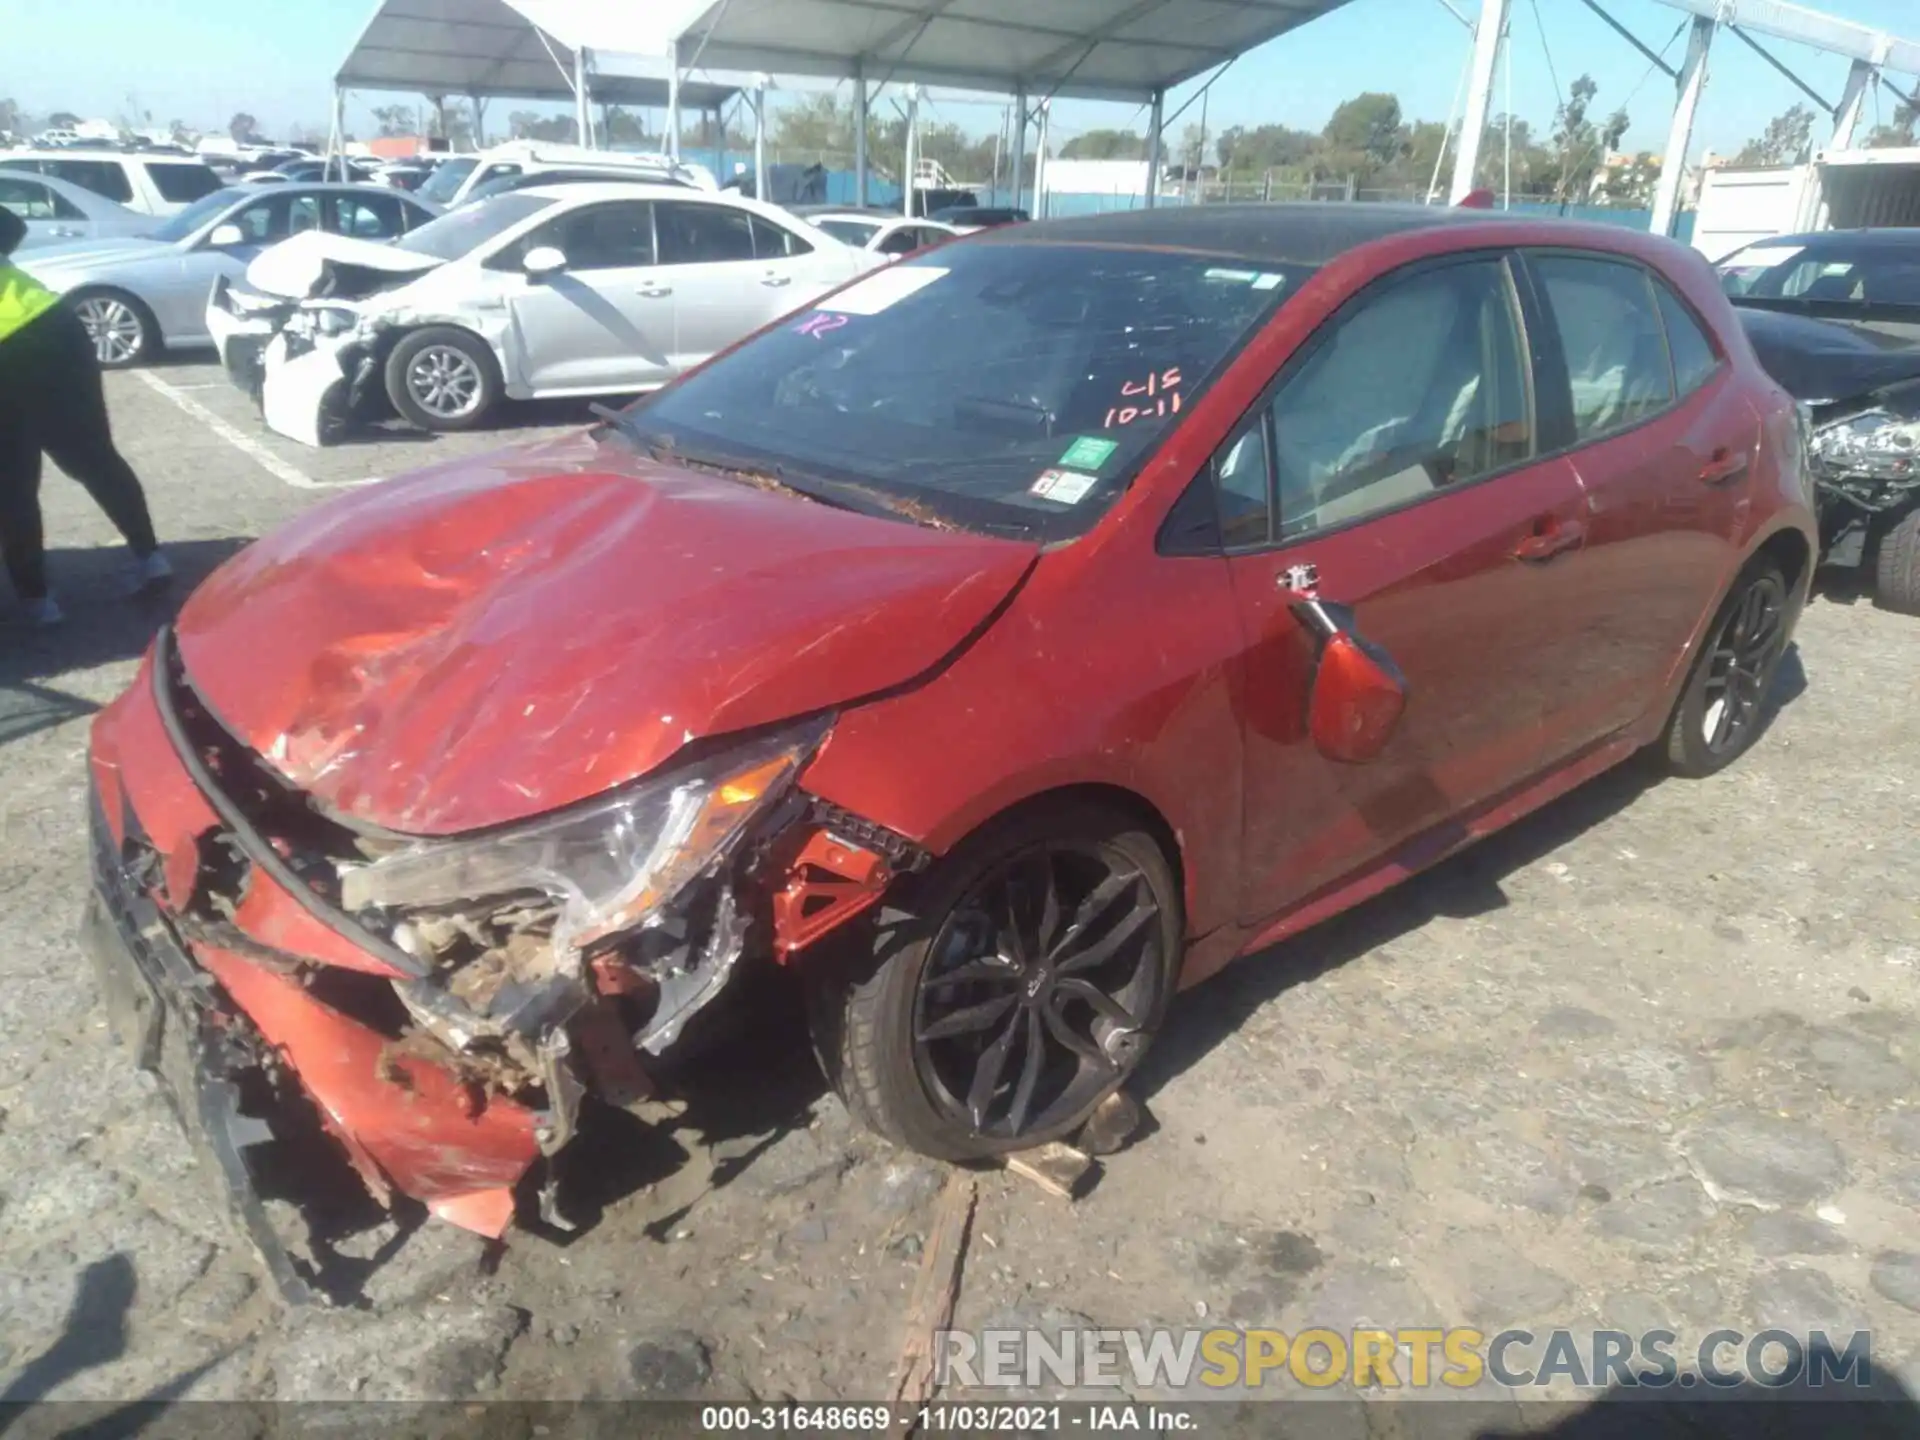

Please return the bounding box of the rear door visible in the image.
[502,198,675,393]
[1209,254,1603,923]
[654,202,834,369]
[1522,250,1748,743]
[0,174,87,245]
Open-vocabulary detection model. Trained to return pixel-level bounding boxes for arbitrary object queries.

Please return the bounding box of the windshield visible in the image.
[394,192,556,261]
[817,219,880,247]
[620,242,1305,539]
[149,188,241,244]
[1719,241,1920,305]
[417,156,477,207]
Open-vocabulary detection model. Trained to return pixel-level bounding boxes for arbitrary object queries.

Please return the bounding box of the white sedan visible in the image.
[205,182,883,443]
[801,208,960,260]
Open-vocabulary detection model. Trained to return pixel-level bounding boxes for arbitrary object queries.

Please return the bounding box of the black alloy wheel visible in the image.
[808,805,1180,1161]
[1664,560,1791,777]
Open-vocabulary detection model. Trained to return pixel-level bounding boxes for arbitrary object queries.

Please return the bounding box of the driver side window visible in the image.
[1269,258,1531,541]
[226,195,288,244]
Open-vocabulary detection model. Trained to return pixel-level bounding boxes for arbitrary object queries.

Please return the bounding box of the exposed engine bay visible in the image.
[95,625,925,1297]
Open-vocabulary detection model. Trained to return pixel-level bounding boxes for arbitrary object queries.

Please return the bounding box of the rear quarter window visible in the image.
[42,159,133,204]
[145,162,223,204]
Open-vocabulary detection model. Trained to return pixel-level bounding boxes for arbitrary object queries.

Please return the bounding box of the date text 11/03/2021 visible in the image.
[696,1404,1200,1432]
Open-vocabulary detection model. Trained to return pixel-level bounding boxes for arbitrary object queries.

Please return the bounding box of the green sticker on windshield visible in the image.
[1059,436,1118,470]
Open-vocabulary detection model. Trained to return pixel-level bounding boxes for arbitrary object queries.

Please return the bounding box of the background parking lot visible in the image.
[2,367,1918,1419]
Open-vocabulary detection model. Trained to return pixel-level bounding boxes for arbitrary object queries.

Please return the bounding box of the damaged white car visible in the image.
[205,183,881,445]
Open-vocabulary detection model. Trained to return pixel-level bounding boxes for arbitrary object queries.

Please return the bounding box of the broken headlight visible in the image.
[339,721,827,954]
[310,305,359,337]
[1812,411,1920,480]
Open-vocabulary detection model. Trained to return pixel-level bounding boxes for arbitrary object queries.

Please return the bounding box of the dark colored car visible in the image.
[84,205,1816,1297]
[1717,228,1920,342]
[1736,304,1920,612]
[930,205,1029,229]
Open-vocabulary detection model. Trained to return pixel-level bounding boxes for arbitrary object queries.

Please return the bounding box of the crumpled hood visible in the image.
[173,431,1037,835]
[1737,305,1920,406]
[243,230,443,300]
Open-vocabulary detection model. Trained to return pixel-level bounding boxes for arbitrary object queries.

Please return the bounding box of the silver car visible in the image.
[0,171,153,249]
[19,183,439,367]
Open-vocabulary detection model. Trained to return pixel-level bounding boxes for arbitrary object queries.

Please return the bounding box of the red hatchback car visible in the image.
[84,205,1816,1294]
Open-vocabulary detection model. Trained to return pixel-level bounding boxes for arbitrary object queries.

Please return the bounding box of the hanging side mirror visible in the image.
[1291,598,1407,764]
[206,223,246,248]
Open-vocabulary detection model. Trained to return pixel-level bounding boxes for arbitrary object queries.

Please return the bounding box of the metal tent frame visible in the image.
[335,0,1363,210]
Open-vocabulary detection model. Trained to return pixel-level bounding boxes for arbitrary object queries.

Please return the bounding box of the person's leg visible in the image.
[0,331,53,608]
[33,307,162,560]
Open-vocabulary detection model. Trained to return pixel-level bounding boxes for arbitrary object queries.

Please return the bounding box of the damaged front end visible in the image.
[84,625,915,1301]
[1807,379,1920,569]
[205,236,438,447]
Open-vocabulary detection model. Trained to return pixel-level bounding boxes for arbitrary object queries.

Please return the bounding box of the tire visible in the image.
[69,289,156,369]
[1873,508,1920,616]
[384,327,500,432]
[1662,559,1791,778]
[806,802,1182,1162]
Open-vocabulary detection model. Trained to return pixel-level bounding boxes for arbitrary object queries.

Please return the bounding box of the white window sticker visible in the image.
[1030,468,1098,505]
[818,265,949,315]
[1252,271,1285,291]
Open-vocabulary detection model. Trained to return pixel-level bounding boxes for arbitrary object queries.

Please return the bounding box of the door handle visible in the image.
[1513,517,1586,563]
[1698,447,1751,485]
[761,274,792,287]
[636,285,672,298]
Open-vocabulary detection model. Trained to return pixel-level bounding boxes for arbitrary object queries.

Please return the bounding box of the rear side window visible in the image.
[656,202,755,264]
[1653,283,1719,398]
[1532,254,1674,440]
[1269,259,1533,540]
[41,159,133,204]
[0,175,81,220]
[750,213,812,258]
[328,192,409,239]
[145,162,223,203]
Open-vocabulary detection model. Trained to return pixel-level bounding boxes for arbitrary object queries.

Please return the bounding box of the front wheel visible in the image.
[1873,508,1920,616]
[384,327,500,432]
[807,804,1181,1162]
[70,290,155,368]
[1662,559,1790,778]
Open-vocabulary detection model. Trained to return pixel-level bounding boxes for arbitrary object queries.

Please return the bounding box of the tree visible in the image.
[1060,128,1144,160]
[1547,75,1627,203]
[770,93,852,156]
[1865,87,1917,149]
[1736,104,1814,166]
[1596,151,1661,207]
[507,110,573,143]
[1213,122,1318,174]
[228,112,261,144]
[1322,92,1403,167]
[0,98,21,137]
[371,104,415,138]
[49,110,82,129]
[167,118,194,144]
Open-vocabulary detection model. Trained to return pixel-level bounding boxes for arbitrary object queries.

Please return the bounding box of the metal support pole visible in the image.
[854,62,869,205]
[1448,0,1508,203]
[752,79,769,203]
[1034,99,1050,219]
[1650,15,1714,238]
[1010,85,1027,211]
[903,84,921,217]
[1831,58,1874,150]
[573,47,592,147]
[666,38,682,159]
[471,93,487,149]
[1145,89,1163,208]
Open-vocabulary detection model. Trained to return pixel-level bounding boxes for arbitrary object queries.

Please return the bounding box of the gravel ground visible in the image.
[1,362,1917,1427]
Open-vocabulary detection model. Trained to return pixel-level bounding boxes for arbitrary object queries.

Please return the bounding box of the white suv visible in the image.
[0,150,226,216]
[417,142,717,210]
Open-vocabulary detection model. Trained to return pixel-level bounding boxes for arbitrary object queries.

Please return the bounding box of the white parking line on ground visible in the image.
[132,371,377,491]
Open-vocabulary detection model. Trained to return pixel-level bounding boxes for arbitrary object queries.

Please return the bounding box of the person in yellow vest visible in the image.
[0,205,168,626]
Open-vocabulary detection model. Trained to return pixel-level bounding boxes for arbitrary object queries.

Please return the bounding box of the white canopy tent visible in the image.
[335,0,1362,209]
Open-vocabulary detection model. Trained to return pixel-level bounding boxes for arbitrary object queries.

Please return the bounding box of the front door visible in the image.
[505,199,675,393]
[1522,251,1750,743]
[1216,254,1604,924]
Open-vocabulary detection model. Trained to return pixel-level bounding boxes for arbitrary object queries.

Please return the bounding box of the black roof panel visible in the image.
[975,202,1500,266]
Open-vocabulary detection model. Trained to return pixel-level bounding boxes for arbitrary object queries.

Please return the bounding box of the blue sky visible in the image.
[9,0,1918,159]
